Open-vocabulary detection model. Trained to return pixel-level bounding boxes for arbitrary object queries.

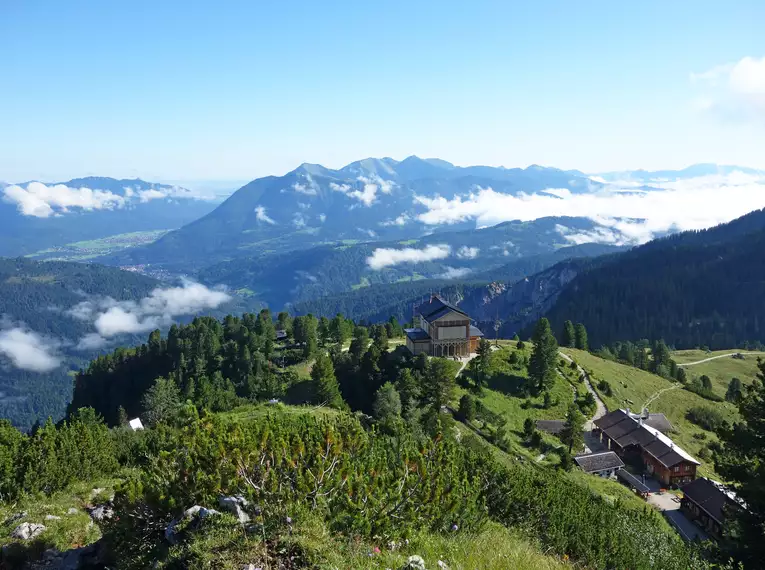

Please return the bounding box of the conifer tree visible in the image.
[142,376,181,426]
[529,318,559,394]
[562,320,576,348]
[560,403,585,454]
[726,377,744,403]
[312,352,345,409]
[574,323,588,350]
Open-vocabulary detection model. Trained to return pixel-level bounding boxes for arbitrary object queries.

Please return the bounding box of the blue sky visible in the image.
[2,0,763,182]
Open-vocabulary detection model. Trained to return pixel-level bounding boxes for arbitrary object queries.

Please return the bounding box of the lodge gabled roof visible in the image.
[682,478,740,524]
[417,296,470,322]
[574,451,625,473]
[594,409,699,468]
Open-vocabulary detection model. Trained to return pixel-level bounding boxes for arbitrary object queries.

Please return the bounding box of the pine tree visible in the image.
[373,382,402,426]
[142,376,181,426]
[523,417,535,440]
[560,403,585,454]
[422,358,456,412]
[562,320,576,348]
[529,318,559,394]
[726,377,744,403]
[117,405,129,426]
[349,326,369,363]
[458,394,476,422]
[312,352,345,409]
[574,323,588,350]
[474,338,492,393]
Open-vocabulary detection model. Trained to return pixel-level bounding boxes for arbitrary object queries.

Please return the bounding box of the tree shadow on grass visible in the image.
[284,380,316,405]
[486,372,528,396]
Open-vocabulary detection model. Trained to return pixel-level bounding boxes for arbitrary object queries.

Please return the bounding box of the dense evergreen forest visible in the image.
[292,243,621,323]
[545,209,765,349]
[0,258,160,430]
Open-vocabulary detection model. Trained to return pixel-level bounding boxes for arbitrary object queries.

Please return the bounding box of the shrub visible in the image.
[596,380,613,397]
[686,406,727,432]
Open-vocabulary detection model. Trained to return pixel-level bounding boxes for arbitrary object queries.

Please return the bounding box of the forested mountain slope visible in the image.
[0,258,161,429]
[544,208,765,349]
[293,246,619,329]
[196,219,617,309]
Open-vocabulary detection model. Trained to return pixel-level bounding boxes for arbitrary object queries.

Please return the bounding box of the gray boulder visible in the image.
[45,515,62,521]
[218,495,251,523]
[165,506,220,544]
[401,555,427,570]
[89,505,114,521]
[11,522,46,540]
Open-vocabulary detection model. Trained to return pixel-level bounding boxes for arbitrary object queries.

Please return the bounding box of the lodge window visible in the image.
[673,466,680,473]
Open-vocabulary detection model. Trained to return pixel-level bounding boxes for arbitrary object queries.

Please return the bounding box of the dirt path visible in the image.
[642,383,682,410]
[559,351,607,430]
[677,352,765,367]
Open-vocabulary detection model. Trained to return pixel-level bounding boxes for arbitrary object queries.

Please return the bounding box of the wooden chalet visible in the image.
[681,477,744,539]
[594,409,699,486]
[404,296,484,357]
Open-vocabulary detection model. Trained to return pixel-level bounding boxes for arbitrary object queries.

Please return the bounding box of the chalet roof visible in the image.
[617,469,650,494]
[595,409,699,468]
[404,328,430,342]
[469,325,484,338]
[574,451,625,473]
[417,296,469,322]
[682,478,734,524]
[644,413,673,433]
[536,420,565,434]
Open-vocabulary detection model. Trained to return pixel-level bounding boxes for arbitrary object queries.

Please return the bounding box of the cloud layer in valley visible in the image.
[367,244,451,270]
[3,181,212,217]
[3,182,126,218]
[68,280,232,345]
[415,171,765,245]
[0,326,61,372]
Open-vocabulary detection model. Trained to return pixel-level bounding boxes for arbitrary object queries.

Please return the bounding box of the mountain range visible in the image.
[0,177,219,256]
[108,156,602,270]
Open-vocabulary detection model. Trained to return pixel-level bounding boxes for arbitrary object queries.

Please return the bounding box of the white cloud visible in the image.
[380,214,410,226]
[68,280,231,340]
[330,182,351,193]
[0,327,61,372]
[1,181,211,217]
[293,213,307,228]
[456,246,479,259]
[436,266,472,279]
[555,224,628,246]
[330,175,395,207]
[255,206,276,224]
[692,55,765,119]
[292,173,319,195]
[357,228,377,238]
[367,244,451,270]
[2,182,125,217]
[318,213,326,223]
[415,172,765,245]
[76,332,110,351]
